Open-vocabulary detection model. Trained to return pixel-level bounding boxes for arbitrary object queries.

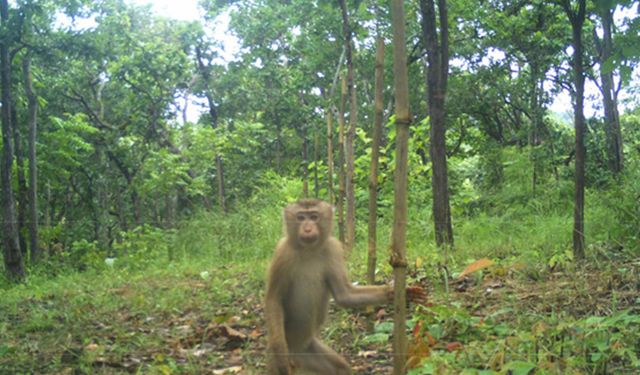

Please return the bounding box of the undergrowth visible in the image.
[1,156,639,373]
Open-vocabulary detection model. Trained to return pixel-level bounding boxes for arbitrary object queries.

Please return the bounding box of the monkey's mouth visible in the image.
[300,234,319,244]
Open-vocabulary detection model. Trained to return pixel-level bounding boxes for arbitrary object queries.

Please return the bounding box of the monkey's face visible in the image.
[296,210,321,245]
[284,199,333,248]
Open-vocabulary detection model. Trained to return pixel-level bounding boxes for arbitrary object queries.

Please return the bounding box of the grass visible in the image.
[1,208,639,374]
[2,158,639,373]
[1,257,269,374]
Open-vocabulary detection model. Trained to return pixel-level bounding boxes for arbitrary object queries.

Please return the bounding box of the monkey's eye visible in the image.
[309,213,319,222]
[296,213,306,222]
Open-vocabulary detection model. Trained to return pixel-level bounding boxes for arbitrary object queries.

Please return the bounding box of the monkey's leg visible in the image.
[291,338,351,375]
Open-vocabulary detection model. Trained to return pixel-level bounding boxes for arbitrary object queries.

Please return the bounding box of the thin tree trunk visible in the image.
[45,179,51,255]
[368,37,385,285]
[326,108,334,204]
[210,105,226,212]
[45,180,51,228]
[338,0,357,251]
[182,95,189,125]
[529,63,544,195]
[215,155,226,212]
[337,76,347,244]
[96,150,109,250]
[132,190,142,227]
[313,126,319,198]
[166,189,177,261]
[166,189,177,228]
[323,48,345,204]
[11,105,28,256]
[275,121,283,174]
[597,6,623,175]
[0,0,24,280]
[420,0,454,248]
[196,48,226,212]
[561,0,586,259]
[572,10,586,260]
[324,50,346,205]
[390,0,411,371]
[302,125,309,198]
[116,187,128,232]
[23,52,40,262]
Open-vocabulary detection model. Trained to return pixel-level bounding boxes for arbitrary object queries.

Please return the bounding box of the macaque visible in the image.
[265,199,425,375]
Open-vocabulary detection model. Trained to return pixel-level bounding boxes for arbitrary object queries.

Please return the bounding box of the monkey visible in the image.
[265,199,425,375]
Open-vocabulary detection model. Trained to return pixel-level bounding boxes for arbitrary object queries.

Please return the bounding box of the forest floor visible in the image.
[1,256,639,374]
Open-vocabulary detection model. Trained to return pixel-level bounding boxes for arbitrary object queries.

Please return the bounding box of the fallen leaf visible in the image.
[412,321,423,338]
[249,329,262,339]
[426,332,437,346]
[458,258,495,279]
[358,350,377,358]
[213,366,243,374]
[210,324,248,350]
[191,348,208,357]
[84,343,99,352]
[407,339,430,369]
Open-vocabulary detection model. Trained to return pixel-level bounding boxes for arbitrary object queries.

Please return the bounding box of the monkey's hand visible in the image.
[385,284,427,305]
[406,285,428,305]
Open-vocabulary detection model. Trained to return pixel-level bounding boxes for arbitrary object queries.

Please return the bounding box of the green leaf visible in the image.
[408,362,434,374]
[503,361,535,375]
[363,332,389,344]
[375,321,394,333]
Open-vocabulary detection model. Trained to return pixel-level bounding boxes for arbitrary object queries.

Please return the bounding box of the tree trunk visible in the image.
[529,63,544,195]
[215,155,226,212]
[166,189,177,229]
[96,150,109,250]
[23,52,40,262]
[338,0,357,252]
[132,190,142,227]
[44,181,51,229]
[368,37,385,285]
[209,99,226,212]
[337,76,347,244]
[313,125,319,198]
[196,48,226,212]
[182,95,189,125]
[11,105,28,256]
[167,190,177,260]
[390,0,411,372]
[0,0,25,280]
[275,120,283,174]
[302,125,309,198]
[561,0,586,259]
[116,187,128,232]
[324,50,346,206]
[420,0,454,248]
[598,6,623,175]
[326,108,334,204]
[45,179,51,255]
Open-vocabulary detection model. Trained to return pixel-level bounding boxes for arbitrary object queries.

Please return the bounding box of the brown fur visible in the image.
[265,200,393,375]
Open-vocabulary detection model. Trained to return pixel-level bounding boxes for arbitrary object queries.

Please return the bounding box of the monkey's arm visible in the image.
[327,249,392,308]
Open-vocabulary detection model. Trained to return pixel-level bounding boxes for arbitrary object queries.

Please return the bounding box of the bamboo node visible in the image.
[389,253,408,268]
[394,117,411,126]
